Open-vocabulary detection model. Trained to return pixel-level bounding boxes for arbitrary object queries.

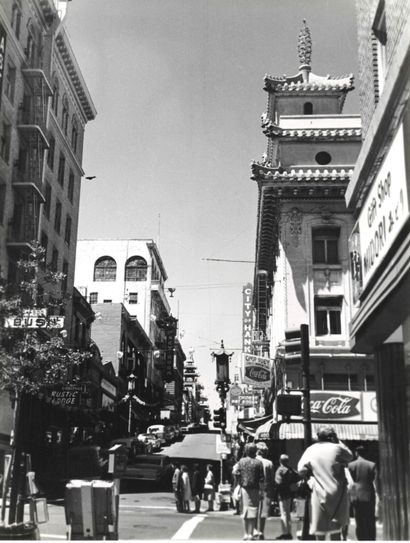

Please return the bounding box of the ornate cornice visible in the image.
[261,118,362,140]
[251,164,352,199]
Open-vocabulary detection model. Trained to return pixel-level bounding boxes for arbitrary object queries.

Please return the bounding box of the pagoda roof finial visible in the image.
[298,19,312,67]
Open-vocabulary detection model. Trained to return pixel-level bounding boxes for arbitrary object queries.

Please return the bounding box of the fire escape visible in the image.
[8,43,52,251]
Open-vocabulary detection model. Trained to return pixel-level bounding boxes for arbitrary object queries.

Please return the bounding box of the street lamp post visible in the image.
[212,341,233,508]
[126,373,136,436]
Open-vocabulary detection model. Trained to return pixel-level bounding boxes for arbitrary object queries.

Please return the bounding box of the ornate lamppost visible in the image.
[212,340,233,403]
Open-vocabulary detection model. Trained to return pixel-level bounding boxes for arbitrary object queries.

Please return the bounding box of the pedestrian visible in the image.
[181,465,192,513]
[172,463,183,513]
[232,461,241,515]
[255,443,275,540]
[297,426,353,540]
[274,453,300,540]
[192,463,203,513]
[235,442,265,541]
[203,464,216,512]
[347,446,378,540]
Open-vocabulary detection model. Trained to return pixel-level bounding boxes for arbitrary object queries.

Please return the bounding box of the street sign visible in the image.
[5,315,65,329]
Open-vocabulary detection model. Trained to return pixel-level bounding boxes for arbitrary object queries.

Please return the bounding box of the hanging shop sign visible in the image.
[5,315,65,329]
[49,385,84,407]
[242,353,271,388]
[242,283,253,354]
[356,124,410,291]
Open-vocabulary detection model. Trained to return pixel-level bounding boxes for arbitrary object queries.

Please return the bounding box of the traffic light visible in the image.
[213,408,226,430]
[276,394,302,416]
[284,324,309,365]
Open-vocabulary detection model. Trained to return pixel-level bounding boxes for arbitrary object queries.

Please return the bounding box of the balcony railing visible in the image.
[18,98,48,137]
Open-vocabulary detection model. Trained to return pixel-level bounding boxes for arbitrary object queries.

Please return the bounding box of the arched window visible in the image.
[125,256,148,281]
[94,256,117,281]
[51,77,59,115]
[71,115,78,153]
[303,102,313,114]
[62,94,69,135]
[12,2,22,39]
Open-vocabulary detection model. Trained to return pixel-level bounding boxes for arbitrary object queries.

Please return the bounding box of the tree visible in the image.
[0,242,91,524]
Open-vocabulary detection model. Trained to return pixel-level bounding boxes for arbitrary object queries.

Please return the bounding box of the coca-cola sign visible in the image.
[245,366,270,382]
[310,393,360,420]
[242,354,271,388]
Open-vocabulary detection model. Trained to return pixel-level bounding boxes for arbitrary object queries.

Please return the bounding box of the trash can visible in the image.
[0,522,39,540]
[65,480,118,540]
[217,483,232,511]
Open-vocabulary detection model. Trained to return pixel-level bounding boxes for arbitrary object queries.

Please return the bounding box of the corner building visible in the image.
[347,1,410,538]
[251,23,376,463]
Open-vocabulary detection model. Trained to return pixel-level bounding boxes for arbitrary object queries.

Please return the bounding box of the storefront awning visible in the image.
[279,422,378,441]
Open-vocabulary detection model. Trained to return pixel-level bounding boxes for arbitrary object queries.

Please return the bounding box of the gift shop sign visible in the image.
[242,353,271,388]
[357,124,410,290]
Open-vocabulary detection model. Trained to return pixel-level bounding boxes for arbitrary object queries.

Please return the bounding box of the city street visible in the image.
[39,490,381,540]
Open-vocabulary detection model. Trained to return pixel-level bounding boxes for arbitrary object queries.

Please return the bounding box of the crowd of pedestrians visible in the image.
[170,426,379,541]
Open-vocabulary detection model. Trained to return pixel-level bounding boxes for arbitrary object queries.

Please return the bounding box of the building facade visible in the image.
[347,1,410,538]
[0,0,96,472]
[75,238,184,423]
[250,22,376,462]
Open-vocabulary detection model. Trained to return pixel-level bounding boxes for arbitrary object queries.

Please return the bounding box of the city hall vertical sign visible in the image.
[242,283,253,353]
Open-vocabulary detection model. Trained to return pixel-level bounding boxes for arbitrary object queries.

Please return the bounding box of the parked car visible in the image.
[137,433,161,451]
[109,437,153,456]
[147,424,173,444]
[121,454,173,486]
[181,422,202,434]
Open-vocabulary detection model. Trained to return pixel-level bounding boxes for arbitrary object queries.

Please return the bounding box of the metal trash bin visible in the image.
[217,483,232,511]
[65,480,118,540]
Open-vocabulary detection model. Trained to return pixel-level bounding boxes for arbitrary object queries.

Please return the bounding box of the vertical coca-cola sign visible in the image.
[242,283,253,354]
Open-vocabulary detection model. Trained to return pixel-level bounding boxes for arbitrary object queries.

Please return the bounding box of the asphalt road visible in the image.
[164,432,219,461]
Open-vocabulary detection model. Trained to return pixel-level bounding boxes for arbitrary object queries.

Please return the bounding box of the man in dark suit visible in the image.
[348,446,378,540]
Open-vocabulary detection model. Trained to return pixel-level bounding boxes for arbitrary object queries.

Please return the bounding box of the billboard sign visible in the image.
[242,353,271,388]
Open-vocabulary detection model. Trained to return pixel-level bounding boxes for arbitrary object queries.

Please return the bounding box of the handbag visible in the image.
[295,479,311,499]
[233,484,241,502]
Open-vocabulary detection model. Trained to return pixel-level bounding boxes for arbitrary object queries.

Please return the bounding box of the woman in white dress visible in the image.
[181,465,192,513]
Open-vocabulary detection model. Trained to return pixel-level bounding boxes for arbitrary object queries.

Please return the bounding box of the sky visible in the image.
[66,0,360,408]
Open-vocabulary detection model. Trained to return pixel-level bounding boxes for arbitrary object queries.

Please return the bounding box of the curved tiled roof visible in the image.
[264,71,354,93]
[251,163,354,182]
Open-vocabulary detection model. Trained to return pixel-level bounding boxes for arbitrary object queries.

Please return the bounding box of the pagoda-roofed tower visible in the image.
[250,22,373,432]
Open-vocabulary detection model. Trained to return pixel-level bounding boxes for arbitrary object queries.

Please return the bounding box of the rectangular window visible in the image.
[312,227,340,264]
[62,260,68,293]
[103,299,112,303]
[57,153,65,186]
[47,136,55,170]
[0,123,11,164]
[12,4,21,39]
[51,247,59,272]
[323,373,348,391]
[68,171,74,203]
[40,231,48,260]
[5,64,16,104]
[89,292,98,304]
[315,296,342,336]
[0,184,6,224]
[129,292,138,304]
[64,215,72,245]
[43,182,51,219]
[54,200,62,233]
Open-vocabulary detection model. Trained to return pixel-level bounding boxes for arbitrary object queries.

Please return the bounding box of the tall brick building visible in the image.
[250,22,376,463]
[347,1,410,538]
